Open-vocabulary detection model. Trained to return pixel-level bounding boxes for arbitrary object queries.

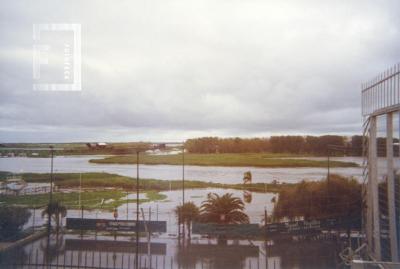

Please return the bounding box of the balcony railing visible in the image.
[362,63,400,116]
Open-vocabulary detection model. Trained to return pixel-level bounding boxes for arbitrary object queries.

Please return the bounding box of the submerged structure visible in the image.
[362,63,400,262]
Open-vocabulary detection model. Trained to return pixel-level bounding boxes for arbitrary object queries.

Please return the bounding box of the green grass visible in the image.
[0,189,167,210]
[89,153,358,168]
[0,171,294,209]
[145,191,167,201]
[0,171,296,193]
[1,172,137,189]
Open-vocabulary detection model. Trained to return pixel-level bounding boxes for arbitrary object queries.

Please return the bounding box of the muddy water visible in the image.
[0,155,363,183]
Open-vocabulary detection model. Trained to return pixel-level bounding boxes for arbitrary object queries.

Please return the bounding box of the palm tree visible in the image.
[42,201,67,233]
[175,202,199,239]
[199,193,249,224]
[40,233,65,263]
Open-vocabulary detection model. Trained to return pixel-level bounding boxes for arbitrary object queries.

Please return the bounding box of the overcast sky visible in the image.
[1,0,400,142]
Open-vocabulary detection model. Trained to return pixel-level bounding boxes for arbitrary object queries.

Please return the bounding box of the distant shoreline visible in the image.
[88,153,359,168]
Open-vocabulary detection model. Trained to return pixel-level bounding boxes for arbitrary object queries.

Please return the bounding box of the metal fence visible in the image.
[362,63,400,117]
[351,259,400,269]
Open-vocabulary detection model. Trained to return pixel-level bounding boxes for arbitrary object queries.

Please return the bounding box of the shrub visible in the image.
[0,206,31,239]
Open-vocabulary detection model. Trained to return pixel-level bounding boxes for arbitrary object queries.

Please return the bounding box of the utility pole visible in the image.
[126,190,129,220]
[136,150,140,269]
[79,173,82,207]
[182,143,185,206]
[264,207,268,269]
[47,145,54,233]
[327,144,347,183]
[182,143,185,239]
[327,148,330,183]
[49,146,54,203]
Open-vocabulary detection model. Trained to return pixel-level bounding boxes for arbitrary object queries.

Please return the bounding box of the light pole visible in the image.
[49,145,54,202]
[136,150,140,269]
[47,145,54,233]
[182,143,185,239]
[326,144,347,184]
[182,143,185,206]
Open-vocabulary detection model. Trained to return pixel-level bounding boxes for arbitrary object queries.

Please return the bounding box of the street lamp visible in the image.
[327,144,347,183]
[47,145,55,233]
[181,142,186,239]
[135,150,140,269]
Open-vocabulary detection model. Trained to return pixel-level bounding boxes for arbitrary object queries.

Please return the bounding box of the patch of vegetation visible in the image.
[0,171,292,193]
[0,171,296,210]
[145,191,167,201]
[0,189,167,211]
[272,174,361,221]
[0,206,31,240]
[89,153,358,168]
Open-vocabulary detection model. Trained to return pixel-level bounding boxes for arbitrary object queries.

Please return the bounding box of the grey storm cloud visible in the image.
[1,0,400,142]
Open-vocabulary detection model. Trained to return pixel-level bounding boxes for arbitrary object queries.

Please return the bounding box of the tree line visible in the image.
[185,135,363,156]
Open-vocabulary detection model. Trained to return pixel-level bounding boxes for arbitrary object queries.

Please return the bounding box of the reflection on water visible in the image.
[0,233,343,269]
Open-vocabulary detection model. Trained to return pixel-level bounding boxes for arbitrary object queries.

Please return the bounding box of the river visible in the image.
[0,155,363,184]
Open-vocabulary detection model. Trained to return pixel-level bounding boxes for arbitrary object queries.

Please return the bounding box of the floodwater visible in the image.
[0,233,342,269]
[0,155,363,184]
[0,156,356,268]
[24,188,277,235]
[9,188,343,269]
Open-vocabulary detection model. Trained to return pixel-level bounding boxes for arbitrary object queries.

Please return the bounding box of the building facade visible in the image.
[362,63,400,261]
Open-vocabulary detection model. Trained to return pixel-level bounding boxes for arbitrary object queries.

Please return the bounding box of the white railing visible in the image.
[351,259,400,269]
[362,63,400,116]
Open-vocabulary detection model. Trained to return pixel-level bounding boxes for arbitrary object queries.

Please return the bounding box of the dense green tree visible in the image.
[272,175,361,221]
[175,202,200,239]
[0,206,31,239]
[42,201,67,233]
[349,135,363,156]
[185,135,362,155]
[199,193,249,224]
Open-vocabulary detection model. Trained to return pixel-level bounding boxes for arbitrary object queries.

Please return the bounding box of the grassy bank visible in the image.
[89,153,358,168]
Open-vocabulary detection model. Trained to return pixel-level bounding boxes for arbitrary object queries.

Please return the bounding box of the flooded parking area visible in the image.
[0,232,342,269]
[2,187,347,269]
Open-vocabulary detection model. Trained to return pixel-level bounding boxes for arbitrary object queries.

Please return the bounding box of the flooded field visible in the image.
[23,188,277,235]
